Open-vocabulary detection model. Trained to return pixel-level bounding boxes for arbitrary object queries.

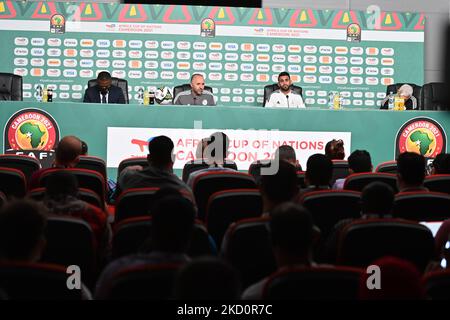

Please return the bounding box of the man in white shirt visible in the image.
[265,72,305,108]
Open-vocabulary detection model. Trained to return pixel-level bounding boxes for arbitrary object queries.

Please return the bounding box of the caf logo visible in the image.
[3,108,60,168]
[395,117,446,158]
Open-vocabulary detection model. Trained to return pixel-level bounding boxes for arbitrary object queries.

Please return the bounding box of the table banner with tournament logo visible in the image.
[0,1,424,108]
[106,127,352,170]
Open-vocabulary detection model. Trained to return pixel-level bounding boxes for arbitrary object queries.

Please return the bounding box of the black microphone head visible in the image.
[286,94,289,99]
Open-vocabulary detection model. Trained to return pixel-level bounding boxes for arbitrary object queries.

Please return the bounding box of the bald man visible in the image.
[29,135,83,189]
[173,74,216,106]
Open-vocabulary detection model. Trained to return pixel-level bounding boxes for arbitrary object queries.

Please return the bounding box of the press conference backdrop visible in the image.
[0,1,424,108]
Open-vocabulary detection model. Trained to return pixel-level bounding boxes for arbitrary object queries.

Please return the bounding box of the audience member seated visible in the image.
[324,182,394,263]
[186,132,235,188]
[0,199,47,264]
[117,135,192,198]
[397,152,428,192]
[325,139,345,160]
[431,153,450,174]
[333,150,372,189]
[277,145,302,171]
[95,195,195,299]
[380,84,417,110]
[242,202,317,299]
[174,257,241,300]
[358,256,425,299]
[173,74,215,106]
[259,160,299,216]
[43,171,110,256]
[83,71,126,104]
[0,199,92,299]
[29,135,83,190]
[301,154,333,195]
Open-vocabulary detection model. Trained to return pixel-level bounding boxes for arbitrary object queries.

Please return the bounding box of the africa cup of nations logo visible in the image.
[395,117,446,159]
[3,108,60,168]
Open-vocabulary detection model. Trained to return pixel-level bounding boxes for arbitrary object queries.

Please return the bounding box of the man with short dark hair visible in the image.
[186,132,236,188]
[95,195,195,299]
[397,152,428,192]
[276,145,302,170]
[265,72,305,108]
[301,153,333,195]
[242,202,316,299]
[333,150,372,189]
[324,182,395,263]
[259,160,299,215]
[118,136,192,197]
[83,71,126,104]
[173,74,215,106]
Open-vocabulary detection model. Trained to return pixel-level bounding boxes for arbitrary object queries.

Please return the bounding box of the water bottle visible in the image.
[149,91,155,105]
[328,92,335,109]
[388,91,394,110]
[137,87,144,104]
[47,88,53,102]
[36,84,43,102]
[338,93,344,109]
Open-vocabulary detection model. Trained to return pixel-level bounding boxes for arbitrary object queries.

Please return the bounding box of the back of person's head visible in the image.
[97,71,111,80]
[306,153,332,186]
[276,145,297,165]
[358,256,425,300]
[270,202,314,257]
[0,200,47,262]
[432,153,450,174]
[44,171,79,202]
[55,136,82,166]
[361,182,394,217]
[151,195,195,253]
[325,139,345,160]
[260,160,299,205]
[205,132,229,164]
[174,257,241,300]
[348,150,372,173]
[397,152,426,186]
[147,135,174,168]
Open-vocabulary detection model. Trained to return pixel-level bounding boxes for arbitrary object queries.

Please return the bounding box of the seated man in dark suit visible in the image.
[83,71,126,104]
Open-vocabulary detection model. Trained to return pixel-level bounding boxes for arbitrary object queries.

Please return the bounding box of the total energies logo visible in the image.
[4,108,60,168]
[395,117,446,159]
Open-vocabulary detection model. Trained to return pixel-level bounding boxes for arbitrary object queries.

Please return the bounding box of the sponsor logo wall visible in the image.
[1,2,424,108]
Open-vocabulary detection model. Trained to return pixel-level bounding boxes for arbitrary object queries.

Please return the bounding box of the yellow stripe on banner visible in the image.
[85,4,92,15]
[385,14,392,25]
[0,2,5,13]
[257,10,263,20]
[41,3,47,14]
[218,8,225,19]
[130,5,137,17]
[343,12,349,23]
[300,10,307,22]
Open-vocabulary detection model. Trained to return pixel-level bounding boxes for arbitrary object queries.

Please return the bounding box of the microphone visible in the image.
[193,96,197,105]
[286,94,289,107]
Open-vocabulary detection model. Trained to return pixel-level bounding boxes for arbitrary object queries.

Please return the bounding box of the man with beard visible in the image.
[265,72,305,108]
